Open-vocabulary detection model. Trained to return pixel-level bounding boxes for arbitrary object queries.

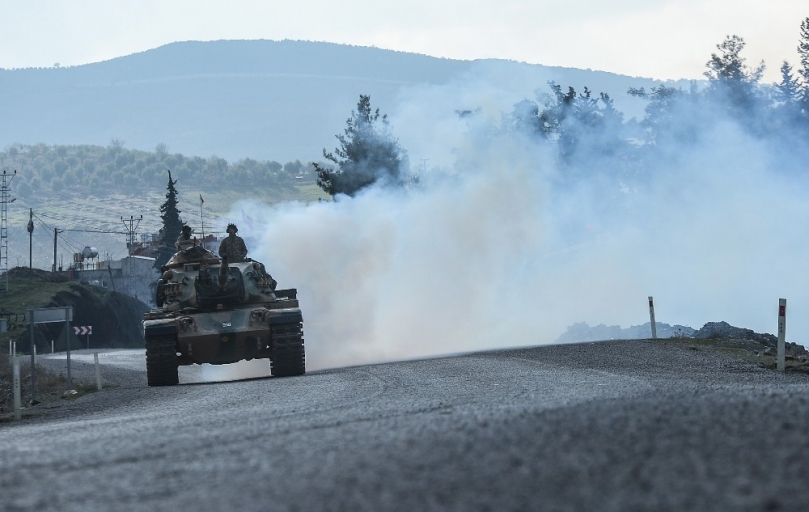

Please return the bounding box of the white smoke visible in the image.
[227,82,809,372]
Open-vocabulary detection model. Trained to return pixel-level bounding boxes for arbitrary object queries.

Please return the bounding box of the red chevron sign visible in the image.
[73,326,92,335]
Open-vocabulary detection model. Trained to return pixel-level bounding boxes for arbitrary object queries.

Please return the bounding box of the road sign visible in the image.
[29,307,73,324]
[27,306,75,402]
[73,326,92,335]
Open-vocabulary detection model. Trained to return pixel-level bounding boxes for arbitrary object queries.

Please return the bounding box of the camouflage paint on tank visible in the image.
[143,242,304,369]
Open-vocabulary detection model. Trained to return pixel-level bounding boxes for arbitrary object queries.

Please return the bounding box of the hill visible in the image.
[0,40,683,163]
[0,267,148,354]
[0,140,330,269]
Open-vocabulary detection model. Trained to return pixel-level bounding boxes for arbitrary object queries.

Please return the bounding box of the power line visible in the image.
[62,228,129,234]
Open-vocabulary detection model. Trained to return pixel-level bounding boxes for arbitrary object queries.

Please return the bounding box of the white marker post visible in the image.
[648,296,657,340]
[13,356,21,421]
[51,340,54,354]
[777,298,786,372]
[94,352,103,391]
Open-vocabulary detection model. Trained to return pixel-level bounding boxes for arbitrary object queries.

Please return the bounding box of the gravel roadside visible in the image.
[5,336,807,425]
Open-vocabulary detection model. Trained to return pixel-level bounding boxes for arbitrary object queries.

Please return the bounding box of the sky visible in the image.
[0,0,806,82]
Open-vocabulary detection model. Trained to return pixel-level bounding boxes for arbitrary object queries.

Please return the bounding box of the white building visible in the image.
[77,255,160,307]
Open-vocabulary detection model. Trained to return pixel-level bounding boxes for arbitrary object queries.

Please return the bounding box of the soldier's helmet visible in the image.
[182,225,192,234]
[227,223,238,233]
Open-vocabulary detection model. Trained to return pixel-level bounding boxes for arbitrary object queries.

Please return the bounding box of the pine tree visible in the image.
[704,35,765,116]
[154,170,183,270]
[774,61,800,105]
[798,18,809,112]
[314,95,408,197]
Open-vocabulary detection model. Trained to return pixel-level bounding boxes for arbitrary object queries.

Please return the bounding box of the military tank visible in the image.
[142,244,304,386]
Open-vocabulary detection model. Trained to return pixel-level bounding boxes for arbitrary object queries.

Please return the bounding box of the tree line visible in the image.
[318,19,809,197]
[3,141,317,199]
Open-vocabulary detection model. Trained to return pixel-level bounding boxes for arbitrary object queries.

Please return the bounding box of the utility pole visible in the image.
[27,209,33,268]
[52,227,59,272]
[121,215,142,296]
[1,170,16,292]
[199,194,205,241]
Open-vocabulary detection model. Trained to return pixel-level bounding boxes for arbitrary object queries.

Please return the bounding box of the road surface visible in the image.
[2,340,809,511]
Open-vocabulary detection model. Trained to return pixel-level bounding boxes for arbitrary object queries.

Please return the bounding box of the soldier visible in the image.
[175,225,194,250]
[218,223,248,262]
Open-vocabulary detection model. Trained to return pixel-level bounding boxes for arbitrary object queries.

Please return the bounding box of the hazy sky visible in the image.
[0,0,805,82]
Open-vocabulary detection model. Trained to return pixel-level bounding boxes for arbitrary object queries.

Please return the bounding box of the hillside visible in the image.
[0,140,330,268]
[0,40,681,163]
[0,267,148,354]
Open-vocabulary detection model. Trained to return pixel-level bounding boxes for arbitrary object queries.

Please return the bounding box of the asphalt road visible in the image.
[2,340,809,512]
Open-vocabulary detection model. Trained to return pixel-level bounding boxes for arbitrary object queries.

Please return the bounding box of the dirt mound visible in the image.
[4,273,149,352]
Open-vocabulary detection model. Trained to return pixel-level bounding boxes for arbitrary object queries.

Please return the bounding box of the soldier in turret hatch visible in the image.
[175,224,195,250]
[218,223,248,262]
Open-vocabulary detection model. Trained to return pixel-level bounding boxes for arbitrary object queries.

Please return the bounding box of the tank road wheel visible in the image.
[270,322,306,377]
[145,334,179,386]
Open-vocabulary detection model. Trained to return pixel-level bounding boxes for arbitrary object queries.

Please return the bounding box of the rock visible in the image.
[556,321,696,343]
[693,321,779,347]
[785,364,809,374]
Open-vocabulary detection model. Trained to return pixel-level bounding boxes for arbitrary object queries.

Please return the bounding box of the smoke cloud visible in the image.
[227,78,809,372]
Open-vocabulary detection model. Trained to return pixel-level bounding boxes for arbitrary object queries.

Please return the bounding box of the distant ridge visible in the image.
[0,40,678,162]
[3,40,471,84]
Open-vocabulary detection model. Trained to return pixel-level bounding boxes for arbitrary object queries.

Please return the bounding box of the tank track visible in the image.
[270,322,306,377]
[145,334,179,386]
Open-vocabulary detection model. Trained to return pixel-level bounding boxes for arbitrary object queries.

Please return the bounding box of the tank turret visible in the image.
[154,245,277,310]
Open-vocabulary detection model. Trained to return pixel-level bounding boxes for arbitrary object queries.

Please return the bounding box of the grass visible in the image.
[0,269,76,353]
[295,183,331,202]
[0,354,98,422]
[666,336,809,372]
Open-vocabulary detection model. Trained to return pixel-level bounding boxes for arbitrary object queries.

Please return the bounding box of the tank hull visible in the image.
[143,304,302,366]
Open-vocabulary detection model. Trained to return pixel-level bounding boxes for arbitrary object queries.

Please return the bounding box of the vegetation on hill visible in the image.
[0,141,331,272]
[507,30,809,183]
[2,141,319,200]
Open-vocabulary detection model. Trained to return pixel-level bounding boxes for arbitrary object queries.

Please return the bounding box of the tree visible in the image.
[798,18,809,112]
[538,82,578,139]
[155,143,169,160]
[771,61,803,131]
[154,170,184,270]
[704,35,765,116]
[630,86,683,139]
[535,82,622,161]
[314,95,408,197]
[508,99,542,135]
[774,61,800,105]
